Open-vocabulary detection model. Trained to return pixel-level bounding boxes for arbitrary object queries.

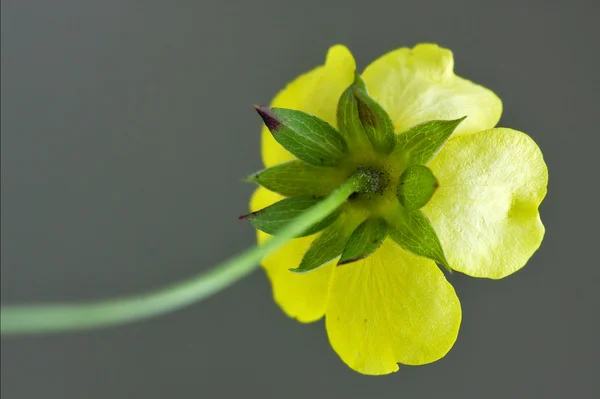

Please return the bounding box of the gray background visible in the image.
[1,0,598,398]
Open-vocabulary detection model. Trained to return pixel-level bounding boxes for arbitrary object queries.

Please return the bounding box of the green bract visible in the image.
[338,218,387,265]
[353,79,396,154]
[397,165,438,211]
[247,160,345,197]
[387,207,450,271]
[242,195,341,237]
[291,214,361,273]
[255,106,348,166]
[393,117,466,166]
[248,77,466,272]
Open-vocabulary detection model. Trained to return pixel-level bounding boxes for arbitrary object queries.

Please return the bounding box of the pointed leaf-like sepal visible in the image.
[387,206,450,271]
[394,117,467,166]
[353,77,396,154]
[255,106,348,166]
[338,217,388,265]
[241,196,340,237]
[246,160,345,197]
[336,74,368,148]
[290,215,362,273]
[397,165,439,211]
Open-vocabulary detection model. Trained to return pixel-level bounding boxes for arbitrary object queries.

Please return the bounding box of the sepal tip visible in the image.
[254,105,280,132]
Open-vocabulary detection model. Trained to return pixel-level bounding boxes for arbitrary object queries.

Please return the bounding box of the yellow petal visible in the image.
[361,43,502,136]
[424,128,548,279]
[261,45,356,167]
[250,187,333,322]
[326,240,461,375]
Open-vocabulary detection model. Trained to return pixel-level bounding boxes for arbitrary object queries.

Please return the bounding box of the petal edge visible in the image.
[424,128,548,279]
[361,43,502,136]
[326,240,462,375]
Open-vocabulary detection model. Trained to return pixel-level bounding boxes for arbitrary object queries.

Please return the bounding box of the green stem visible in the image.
[1,174,366,335]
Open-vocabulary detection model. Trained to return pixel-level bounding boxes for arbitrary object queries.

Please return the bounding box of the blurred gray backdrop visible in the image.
[2,0,598,398]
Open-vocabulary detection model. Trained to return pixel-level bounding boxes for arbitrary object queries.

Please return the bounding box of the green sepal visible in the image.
[290,214,362,273]
[246,160,345,197]
[353,79,396,154]
[386,206,450,272]
[393,117,467,166]
[255,106,348,166]
[242,196,340,237]
[397,165,439,211]
[338,217,388,266]
[336,74,369,148]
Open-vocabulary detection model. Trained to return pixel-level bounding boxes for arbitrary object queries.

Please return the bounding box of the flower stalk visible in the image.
[1,173,369,335]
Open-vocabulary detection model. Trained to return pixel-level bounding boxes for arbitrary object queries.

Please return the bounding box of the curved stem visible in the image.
[1,174,365,335]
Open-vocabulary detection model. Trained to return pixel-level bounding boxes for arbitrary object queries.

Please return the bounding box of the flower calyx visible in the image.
[247,77,467,273]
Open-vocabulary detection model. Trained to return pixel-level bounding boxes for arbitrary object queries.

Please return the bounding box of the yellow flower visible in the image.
[250,44,548,375]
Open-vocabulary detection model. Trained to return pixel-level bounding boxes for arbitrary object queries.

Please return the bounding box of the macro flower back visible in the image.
[247,43,547,375]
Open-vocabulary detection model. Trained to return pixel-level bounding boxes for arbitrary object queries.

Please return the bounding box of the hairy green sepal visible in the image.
[247,160,345,197]
[290,215,362,273]
[394,117,466,166]
[255,106,348,166]
[336,74,395,154]
[397,165,439,211]
[336,75,367,148]
[354,87,396,154]
[387,206,450,271]
[338,217,388,265]
[244,196,340,237]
